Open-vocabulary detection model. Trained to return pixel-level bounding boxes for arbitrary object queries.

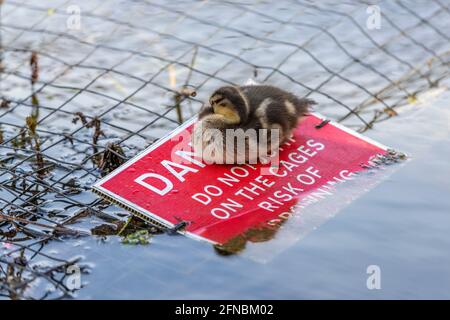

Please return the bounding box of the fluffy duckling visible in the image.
[193,85,316,164]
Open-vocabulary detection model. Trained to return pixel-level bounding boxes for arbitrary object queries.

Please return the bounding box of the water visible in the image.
[1,0,450,299]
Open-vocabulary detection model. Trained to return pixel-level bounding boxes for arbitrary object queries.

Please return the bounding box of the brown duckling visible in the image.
[192,85,316,164]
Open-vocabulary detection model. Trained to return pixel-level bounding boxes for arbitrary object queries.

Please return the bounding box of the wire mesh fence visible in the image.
[0,0,449,299]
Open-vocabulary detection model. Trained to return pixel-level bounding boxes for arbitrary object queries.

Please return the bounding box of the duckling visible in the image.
[192,85,316,164]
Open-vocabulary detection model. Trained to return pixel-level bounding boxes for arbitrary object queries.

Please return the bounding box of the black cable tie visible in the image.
[315,119,330,129]
[167,220,189,235]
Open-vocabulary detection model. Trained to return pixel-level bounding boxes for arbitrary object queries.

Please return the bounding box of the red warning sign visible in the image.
[93,113,388,244]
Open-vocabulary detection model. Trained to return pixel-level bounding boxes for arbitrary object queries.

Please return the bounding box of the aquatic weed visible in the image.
[29,51,39,86]
[97,143,126,176]
[121,230,151,245]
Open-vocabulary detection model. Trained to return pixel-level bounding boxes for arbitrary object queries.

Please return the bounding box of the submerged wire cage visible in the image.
[0,0,449,299]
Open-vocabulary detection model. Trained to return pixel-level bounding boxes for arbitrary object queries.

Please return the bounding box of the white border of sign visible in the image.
[92,113,389,245]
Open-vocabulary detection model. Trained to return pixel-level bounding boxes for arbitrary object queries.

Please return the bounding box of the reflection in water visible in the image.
[214,217,288,256]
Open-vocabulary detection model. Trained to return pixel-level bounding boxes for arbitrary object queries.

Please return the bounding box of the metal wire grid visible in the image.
[0,0,449,299]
